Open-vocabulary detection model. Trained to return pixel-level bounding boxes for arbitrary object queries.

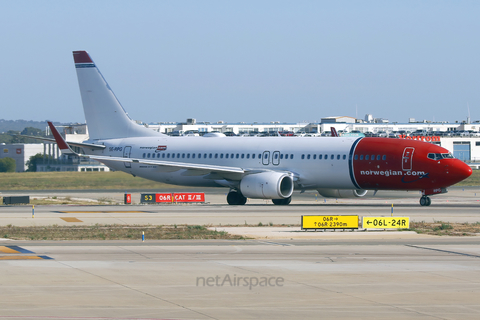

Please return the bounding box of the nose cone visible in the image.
[449,160,472,185]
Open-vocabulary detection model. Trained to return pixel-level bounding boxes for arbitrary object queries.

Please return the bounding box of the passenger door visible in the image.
[123,146,132,168]
[402,147,414,171]
[262,151,270,165]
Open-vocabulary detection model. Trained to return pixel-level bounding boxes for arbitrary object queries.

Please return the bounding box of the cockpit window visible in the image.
[428,153,454,160]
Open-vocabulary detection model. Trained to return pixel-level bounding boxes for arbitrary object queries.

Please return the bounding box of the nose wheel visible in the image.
[420,196,431,206]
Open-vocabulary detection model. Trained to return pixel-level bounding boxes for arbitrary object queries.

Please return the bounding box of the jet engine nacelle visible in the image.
[317,188,368,198]
[240,172,294,199]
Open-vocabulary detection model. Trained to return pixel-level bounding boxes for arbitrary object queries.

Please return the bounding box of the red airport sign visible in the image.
[141,193,205,204]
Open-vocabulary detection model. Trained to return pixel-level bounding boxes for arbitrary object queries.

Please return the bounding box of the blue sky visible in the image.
[1,1,479,124]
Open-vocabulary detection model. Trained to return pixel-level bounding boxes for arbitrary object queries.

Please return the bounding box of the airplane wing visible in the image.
[91,154,245,175]
[47,121,254,179]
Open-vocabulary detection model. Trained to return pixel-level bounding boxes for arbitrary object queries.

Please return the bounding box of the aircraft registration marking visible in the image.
[363,217,410,229]
[302,215,359,229]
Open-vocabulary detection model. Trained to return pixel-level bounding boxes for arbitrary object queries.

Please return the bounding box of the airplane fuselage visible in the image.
[86,136,470,193]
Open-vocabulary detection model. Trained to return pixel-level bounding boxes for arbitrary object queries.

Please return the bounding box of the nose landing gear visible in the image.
[420,195,431,206]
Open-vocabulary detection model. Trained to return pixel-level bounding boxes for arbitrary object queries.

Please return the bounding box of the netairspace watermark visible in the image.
[196,274,284,290]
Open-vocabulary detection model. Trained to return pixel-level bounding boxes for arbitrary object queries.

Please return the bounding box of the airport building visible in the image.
[143,115,480,164]
[0,143,44,172]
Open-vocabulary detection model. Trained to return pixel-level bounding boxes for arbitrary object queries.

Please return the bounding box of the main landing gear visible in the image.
[226,190,292,206]
[227,190,247,205]
[419,195,431,206]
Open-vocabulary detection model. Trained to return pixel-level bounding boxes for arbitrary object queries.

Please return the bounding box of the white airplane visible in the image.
[47,51,472,206]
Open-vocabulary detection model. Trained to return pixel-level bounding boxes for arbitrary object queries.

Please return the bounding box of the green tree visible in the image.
[26,153,46,172]
[0,157,16,172]
[21,127,44,136]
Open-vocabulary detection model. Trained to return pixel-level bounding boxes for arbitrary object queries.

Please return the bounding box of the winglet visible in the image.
[330,127,339,137]
[47,122,76,155]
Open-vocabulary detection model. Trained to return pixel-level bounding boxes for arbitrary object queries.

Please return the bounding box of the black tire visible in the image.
[227,191,247,205]
[420,196,427,206]
[426,196,431,206]
[272,197,291,205]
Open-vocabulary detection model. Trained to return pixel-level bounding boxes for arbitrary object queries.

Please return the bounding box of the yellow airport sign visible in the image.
[302,215,359,229]
[362,217,410,229]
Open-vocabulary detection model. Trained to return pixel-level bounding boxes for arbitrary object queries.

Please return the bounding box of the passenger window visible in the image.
[215,153,218,158]
[209,154,213,158]
[307,155,311,160]
[324,154,328,159]
[376,155,380,160]
[225,154,229,159]
[204,153,207,158]
[192,153,195,159]
[331,154,334,160]
[337,155,340,160]
[365,155,369,160]
[313,154,316,160]
[280,154,284,159]
[301,154,305,160]
[247,154,250,159]
[382,155,386,160]
[291,154,294,159]
[360,155,364,160]
[371,155,375,160]
[319,154,322,160]
[172,153,175,158]
[177,153,180,158]
[182,153,185,158]
[252,154,255,159]
[187,154,190,158]
[220,154,223,159]
[343,155,346,160]
[354,154,358,160]
[162,153,166,158]
[241,154,245,159]
[142,153,146,158]
[167,153,170,158]
[231,153,234,158]
[236,154,240,159]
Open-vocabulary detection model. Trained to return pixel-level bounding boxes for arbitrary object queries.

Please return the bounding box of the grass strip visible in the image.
[408,221,480,236]
[0,171,179,191]
[0,224,245,241]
